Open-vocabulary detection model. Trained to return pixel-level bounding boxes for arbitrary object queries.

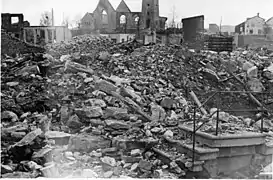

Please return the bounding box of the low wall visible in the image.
[237,35,273,49]
[71,29,98,37]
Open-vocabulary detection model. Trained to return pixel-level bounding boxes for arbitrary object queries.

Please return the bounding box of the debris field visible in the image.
[1,32,273,178]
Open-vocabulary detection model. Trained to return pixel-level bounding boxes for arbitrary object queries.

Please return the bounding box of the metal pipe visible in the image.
[261,105,264,133]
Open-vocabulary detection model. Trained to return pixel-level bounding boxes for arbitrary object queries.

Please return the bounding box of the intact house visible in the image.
[235,13,265,35]
[81,13,95,29]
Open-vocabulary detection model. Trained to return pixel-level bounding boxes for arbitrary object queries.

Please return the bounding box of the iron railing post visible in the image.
[261,106,264,133]
[216,92,220,136]
[192,106,196,169]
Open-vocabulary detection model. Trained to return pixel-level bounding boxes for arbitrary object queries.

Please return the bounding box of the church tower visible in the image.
[142,0,159,30]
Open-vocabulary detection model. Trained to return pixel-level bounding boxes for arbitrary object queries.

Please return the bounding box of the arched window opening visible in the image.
[101,10,108,25]
[134,16,139,25]
[120,15,126,24]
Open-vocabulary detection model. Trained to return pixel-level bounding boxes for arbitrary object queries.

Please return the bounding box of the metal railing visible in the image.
[187,90,273,169]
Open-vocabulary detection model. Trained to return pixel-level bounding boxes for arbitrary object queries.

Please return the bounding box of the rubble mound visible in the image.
[1,34,273,178]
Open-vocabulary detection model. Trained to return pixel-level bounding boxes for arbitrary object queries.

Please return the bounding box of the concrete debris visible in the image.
[1,32,273,179]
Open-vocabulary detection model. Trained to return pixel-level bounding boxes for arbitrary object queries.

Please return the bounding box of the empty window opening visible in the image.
[146,19,150,28]
[134,16,139,25]
[11,17,19,24]
[120,15,126,24]
[40,29,45,38]
[101,10,108,25]
[111,38,117,43]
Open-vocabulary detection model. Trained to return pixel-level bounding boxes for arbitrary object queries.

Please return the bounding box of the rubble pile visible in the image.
[1,34,273,178]
[1,30,45,58]
[45,34,142,59]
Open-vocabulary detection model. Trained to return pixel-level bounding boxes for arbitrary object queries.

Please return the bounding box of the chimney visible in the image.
[257,13,259,17]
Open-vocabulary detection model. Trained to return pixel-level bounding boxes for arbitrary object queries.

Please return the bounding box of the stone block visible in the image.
[105,119,129,130]
[138,160,152,171]
[66,114,83,129]
[68,134,111,152]
[175,142,219,161]
[179,125,266,147]
[75,106,103,119]
[218,145,256,157]
[45,131,71,145]
[95,80,117,94]
[256,142,273,155]
[103,107,129,120]
[217,155,252,175]
[160,97,174,109]
[122,156,142,163]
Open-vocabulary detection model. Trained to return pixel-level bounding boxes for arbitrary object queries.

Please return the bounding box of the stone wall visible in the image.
[115,12,143,33]
[93,0,117,33]
[237,34,273,50]
[1,30,45,57]
[182,15,204,43]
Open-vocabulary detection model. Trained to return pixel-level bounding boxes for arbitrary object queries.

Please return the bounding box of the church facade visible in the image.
[80,0,167,34]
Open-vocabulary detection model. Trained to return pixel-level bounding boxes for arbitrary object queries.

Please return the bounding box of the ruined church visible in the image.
[81,0,167,34]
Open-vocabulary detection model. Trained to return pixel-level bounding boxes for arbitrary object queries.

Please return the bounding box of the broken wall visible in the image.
[182,15,204,42]
[1,13,24,39]
[1,30,45,57]
[115,12,143,33]
[142,0,160,29]
[93,0,117,33]
[182,15,204,49]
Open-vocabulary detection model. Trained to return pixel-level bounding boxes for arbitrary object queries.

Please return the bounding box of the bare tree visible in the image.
[71,14,82,29]
[40,11,52,26]
[168,5,178,28]
[62,16,72,28]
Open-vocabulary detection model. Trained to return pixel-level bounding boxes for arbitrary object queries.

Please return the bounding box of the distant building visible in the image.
[209,24,219,34]
[245,13,265,35]
[235,13,265,35]
[81,13,95,29]
[265,17,273,40]
[23,26,72,45]
[220,25,235,35]
[266,17,273,28]
[235,22,245,34]
[80,0,167,34]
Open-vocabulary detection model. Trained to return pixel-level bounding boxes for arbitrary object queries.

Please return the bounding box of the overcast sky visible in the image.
[1,0,273,28]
